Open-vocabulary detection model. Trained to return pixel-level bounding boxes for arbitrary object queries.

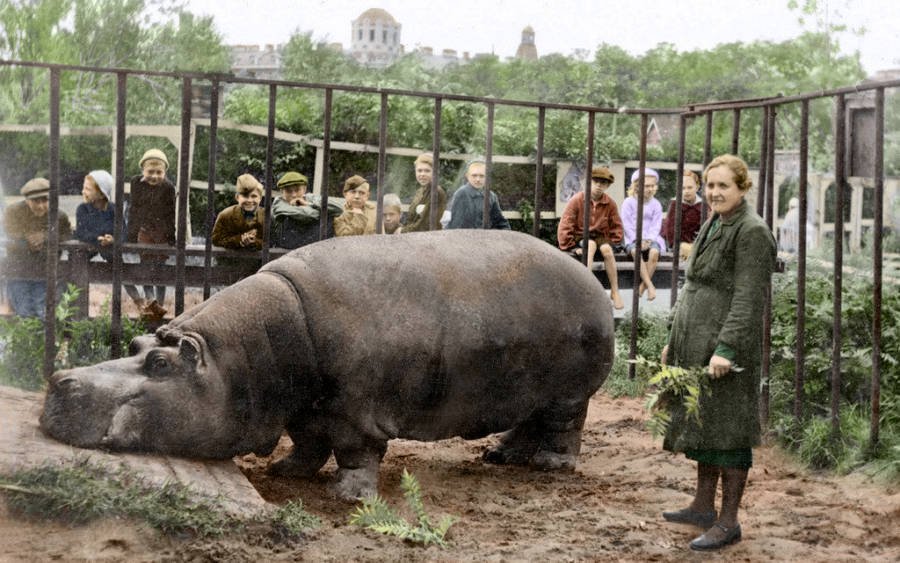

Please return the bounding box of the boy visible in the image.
[126,148,176,320]
[270,171,342,248]
[381,193,403,234]
[556,166,625,309]
[444,160,509,230]
[211,174,266,249]
[334,175,377,236]
[404,153,446,232]
[4,178,72,319]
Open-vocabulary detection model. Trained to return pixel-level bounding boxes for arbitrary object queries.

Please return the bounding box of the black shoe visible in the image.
[690,523,742,551]
[662,507,717,528]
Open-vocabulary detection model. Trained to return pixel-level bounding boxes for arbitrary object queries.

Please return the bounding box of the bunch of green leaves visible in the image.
[635,356,712,439]
[0,284,145,390]
[349,469,457,547]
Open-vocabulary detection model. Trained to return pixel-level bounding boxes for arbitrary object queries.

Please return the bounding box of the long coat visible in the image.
[663,199,776,452]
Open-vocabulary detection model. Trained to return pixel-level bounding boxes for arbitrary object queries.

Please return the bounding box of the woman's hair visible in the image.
[703,154,752,192]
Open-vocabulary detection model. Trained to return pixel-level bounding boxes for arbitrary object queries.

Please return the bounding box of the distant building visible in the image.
[229,44,283,79]
[350,8,403,67]
[515,26,537,61]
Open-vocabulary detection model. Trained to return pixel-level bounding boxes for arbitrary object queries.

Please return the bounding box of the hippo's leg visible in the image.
[331,438,388,501]
[268,420,333,478]
[482,418,541,466]
[529,398,590,472]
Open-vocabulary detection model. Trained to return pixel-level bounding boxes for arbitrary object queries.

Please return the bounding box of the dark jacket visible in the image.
[662,198,704,248]
[446,183,509,230]
[4,200,72,278]
[405,184,447,232]
[664,199,776,452]
[211,204,266,250]
[270,194,342,249]
[74,202,116,260]
[126,175,176,245]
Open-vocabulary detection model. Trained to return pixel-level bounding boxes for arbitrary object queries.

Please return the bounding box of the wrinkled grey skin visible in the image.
[41,230,614,500]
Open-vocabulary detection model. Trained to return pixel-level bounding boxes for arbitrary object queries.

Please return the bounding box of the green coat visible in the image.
[663,199,776,452]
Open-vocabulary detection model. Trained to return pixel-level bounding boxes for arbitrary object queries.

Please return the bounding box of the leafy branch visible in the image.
[349,468,457,547]
[634,356,714,439]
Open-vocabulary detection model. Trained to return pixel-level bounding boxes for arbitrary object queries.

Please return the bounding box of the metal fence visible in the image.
[1,59,897,447]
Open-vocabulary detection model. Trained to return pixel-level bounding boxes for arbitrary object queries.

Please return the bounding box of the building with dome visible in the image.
[350,8,403,67]
[515,26,538,61]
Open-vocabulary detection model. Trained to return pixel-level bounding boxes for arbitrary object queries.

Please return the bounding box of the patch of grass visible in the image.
[603,312,669,398]
[349,468,457,547]
[0,457,319,540]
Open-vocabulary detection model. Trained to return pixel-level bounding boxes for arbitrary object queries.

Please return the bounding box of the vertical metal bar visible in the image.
[483,102,495,229]
[43,67,61,379]
[871,87,884,447]
[670,114,687,306]
[376,92,388,233]
[262,84,276,264]
[794,100,809,421]
[319,89,333,240]
[832,94,846,439]
[581,112,595,267]
[731,108,741,155]
[174,77,191,316]
[203,80,220,300]
[702,112,713,224]
[628,113,649,379]
[533,107,546,238]
[757,107,770,216]
[110,72,127,358]
[760,104,777,426]
[429,97,442,231]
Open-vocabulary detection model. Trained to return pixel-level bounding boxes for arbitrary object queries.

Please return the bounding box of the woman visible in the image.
[660,154,776,551]
[621,168,666,301]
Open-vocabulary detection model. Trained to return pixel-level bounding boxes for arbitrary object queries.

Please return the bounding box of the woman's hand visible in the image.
[708,354,732,378]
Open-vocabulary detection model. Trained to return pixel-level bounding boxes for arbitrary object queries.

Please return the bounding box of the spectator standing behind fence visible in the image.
[556,166,625,310]
[443,161,510,230]
[621,168,666,301]
[212,174,266,250]
[4,178,72,319]
[74,170,116,261]
[662,170,705,261]
[125,148,175,321]
[270,171,342,249]
[334,175,377,236]
[404,153,447,232]
[381,193,403,234]
[659,154,776,552]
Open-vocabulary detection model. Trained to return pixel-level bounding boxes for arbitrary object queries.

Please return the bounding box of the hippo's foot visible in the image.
[333,467,379,501]
[267,443,331,478]
[482,424,540,466]
[530,450,577,472]
[482,443,534,466]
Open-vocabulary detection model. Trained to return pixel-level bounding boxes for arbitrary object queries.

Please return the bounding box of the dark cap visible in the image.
[343,175,369,193]
[21,178,50,200]
[591,166,614,183]
[277,171,308,189]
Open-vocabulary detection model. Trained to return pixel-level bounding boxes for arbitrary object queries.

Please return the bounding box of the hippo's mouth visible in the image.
[41,388,147,451]
[99,397,146,450]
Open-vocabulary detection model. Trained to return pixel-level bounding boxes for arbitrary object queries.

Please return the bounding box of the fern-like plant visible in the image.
[349,468,457,547]
[635,356,722,439]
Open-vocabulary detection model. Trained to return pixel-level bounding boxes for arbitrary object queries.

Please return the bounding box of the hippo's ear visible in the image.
[179,335,204,370]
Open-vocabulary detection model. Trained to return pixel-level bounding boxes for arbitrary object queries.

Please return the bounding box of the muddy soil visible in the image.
[2,393,898,562]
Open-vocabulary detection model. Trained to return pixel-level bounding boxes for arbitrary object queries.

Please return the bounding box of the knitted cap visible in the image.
[277,171,309,189]
[140,148,169,169]
[21,178,50,200]
[630,168,659,184]
[343,175,369,193]
[88,170,114,202]
[382,193,402,212]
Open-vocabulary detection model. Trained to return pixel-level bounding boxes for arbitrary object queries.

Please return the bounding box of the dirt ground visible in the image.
[2,392,899,562]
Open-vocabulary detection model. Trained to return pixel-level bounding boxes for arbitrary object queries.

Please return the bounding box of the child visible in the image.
[662,169,704,261]
[270,171,342,248]
[334,175,377,236]
[126,148,176,320]
[74,170,116,261]
[404,153,446,232]
[621,168,667,301]
[211,174,266,249]
[4,178,72,319]
[556,166,625,309]
[381,193,403,234]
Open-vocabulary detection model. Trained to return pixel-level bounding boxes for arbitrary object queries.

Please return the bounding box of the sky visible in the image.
[186,0,900,76]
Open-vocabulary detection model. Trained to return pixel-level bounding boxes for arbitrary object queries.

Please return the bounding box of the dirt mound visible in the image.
[2,392,899,561]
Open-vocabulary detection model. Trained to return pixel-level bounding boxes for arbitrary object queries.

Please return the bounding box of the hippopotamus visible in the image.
[41,230,614,499]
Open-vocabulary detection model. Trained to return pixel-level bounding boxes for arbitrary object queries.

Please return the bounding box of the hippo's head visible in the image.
[40,326,285,459]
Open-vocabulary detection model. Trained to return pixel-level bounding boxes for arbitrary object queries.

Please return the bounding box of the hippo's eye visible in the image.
[144,352,171,376]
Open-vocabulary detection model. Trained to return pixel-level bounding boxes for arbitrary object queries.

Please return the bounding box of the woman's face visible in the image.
[705,165,745,217]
